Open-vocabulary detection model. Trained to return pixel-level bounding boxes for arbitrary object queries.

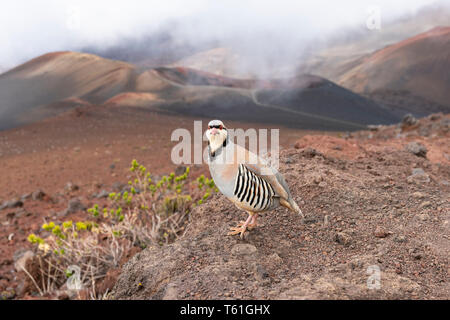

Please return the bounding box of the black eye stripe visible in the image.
[209,125,226,129]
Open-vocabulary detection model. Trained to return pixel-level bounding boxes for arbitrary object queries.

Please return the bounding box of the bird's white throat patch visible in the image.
[208,131,227,155]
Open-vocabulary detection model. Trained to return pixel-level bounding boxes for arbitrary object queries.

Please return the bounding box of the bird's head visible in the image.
[206,119,228,156]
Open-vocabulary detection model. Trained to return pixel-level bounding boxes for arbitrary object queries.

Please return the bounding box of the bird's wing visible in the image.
[244,162,290,200]
[233,143,290,201]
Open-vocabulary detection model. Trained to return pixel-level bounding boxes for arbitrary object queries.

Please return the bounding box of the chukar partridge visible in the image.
[206,120,303,238]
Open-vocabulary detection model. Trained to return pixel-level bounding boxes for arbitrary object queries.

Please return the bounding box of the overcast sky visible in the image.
[0,0,444,69]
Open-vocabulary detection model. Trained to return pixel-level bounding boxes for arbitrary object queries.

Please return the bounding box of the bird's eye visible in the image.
[219,125,223,130]
[208,126,211,129]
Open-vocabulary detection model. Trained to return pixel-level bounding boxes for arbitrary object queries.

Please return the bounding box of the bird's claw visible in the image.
[238,221,256,230]
[237,220,257,230]
[228,226,247,239]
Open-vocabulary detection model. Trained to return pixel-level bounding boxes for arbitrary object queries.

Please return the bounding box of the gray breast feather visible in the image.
[233,164,276,211]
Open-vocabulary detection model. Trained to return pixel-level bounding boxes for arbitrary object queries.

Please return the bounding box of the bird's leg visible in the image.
[248,214,258,230]
[228,212,254,239]
[236,212,259,229]
[236,213,258,229]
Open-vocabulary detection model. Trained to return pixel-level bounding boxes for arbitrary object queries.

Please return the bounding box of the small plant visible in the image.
[95,160,217,246]
[25,219,126,296]
[25,159,218,299]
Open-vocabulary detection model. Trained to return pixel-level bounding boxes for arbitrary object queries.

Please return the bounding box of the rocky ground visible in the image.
[1,112,449,299]
[0,107,305,299]
[111,113,449,300]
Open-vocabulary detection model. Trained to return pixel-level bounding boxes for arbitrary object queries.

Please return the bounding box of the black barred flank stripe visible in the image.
[249,174,257,206]
[251,176,260,207]
[234,165,242,195]
[260,175,267,209]
[233,164,275,211]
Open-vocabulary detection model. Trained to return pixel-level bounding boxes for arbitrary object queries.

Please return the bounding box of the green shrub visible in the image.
[26,159,218,299]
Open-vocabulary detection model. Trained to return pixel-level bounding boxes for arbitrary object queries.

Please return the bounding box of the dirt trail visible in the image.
[250,90,368,130]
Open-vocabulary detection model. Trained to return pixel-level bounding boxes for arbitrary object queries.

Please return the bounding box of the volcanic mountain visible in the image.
[299,3,450,81]
[143,67,397,130]
[337,27,450,111]
[0,52,135,130]
[0,51,399,131]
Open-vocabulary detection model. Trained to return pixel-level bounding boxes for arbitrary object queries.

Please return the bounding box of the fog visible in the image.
[0,0,445,74]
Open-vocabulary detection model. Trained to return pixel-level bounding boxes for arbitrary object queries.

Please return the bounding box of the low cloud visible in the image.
[0,0,443,72]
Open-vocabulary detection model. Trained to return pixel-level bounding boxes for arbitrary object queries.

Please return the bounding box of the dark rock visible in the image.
[413,253,422,260]
[401,114,417,127]
[231,244,258,256]
[68,198,86,212]
[59,198,86,216]
[335,232,351,246]
[298,148,323,159]
[368,125,381,131]
[409,248,423,260]
[407,168,430,184]
[405,142,427,158]
[15,208,30,218]
[4,199,23,209]
[112,182,126,192]
[429,114,441,121]
[56,291,71,300]
[96,190,110,199]
[303,217,318,224]
[254,264,269,280]
[6,212,15,220]
[21,193,31,201]
[175,166,187,176]
[31,190,46,201]
[374,226,391,238]
[394,235,407,243]
[64,182,79,193]
[440,118,450,130]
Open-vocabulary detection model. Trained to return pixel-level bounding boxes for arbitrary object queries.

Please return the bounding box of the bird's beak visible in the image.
[210,128,218,135]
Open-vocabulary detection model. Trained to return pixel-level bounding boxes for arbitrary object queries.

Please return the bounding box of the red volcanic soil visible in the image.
[339,26,450,108]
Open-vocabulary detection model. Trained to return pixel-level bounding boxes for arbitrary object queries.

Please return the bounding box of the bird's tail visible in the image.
[280,198,304,218]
